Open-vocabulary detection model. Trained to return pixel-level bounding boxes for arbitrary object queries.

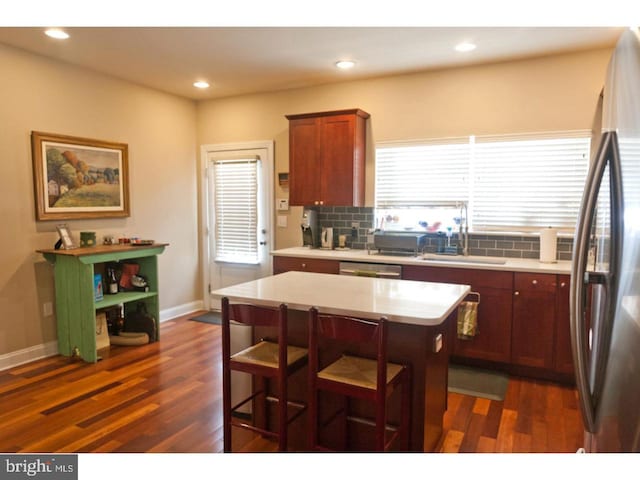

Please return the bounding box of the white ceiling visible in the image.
[0,26,625,101]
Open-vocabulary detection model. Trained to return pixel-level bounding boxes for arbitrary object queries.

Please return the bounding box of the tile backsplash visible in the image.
[316,206,573,261]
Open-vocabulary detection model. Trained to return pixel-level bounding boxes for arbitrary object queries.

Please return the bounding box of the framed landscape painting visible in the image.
[31,131,130,220]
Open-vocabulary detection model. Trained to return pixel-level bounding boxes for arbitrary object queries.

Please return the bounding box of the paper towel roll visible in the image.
[540,227,558,263]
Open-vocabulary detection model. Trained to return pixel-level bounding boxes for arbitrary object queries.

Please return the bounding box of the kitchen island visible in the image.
[211,270,470,452]
[271,247,576,382]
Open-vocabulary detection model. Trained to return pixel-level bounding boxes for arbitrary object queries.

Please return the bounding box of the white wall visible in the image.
[0,43,200,357]
[197,47,612,249]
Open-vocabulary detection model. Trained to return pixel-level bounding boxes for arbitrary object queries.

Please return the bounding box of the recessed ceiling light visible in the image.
[455,42,477,53]
[335,60,356,70]
[193,81,210,89]
[44,28,69,40]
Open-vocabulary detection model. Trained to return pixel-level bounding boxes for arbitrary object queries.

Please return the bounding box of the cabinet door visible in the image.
[273,256,339,275]
[289,116,321,206]
[402,265,513,363]
[319,114,362,206]
[454,286,513,363]
[511,273,556,369]
[554,275,574,375]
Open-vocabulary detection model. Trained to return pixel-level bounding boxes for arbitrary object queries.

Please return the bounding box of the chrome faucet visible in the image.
[459,202,469,256]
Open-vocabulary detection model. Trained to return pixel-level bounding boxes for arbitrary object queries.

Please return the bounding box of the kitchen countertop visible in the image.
[271,246,572,274]
[210,270,470,326]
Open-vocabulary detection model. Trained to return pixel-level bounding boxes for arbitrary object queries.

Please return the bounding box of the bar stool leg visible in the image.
[375,396,386,451]
[222,302,232,453]
[223,369,231,452]
[278,375,287,452]
[339,396,348,451]
[400,369,412,451]
[254,375,267,433]
[308,382,318,450]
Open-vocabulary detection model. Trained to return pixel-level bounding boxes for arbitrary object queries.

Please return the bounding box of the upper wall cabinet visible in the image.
[286,109,369,207]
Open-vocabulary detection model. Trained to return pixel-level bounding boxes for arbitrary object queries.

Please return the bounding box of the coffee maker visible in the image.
[301,209,319,248]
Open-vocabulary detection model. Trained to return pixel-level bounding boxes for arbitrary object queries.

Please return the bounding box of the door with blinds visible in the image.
[205,143,273,310]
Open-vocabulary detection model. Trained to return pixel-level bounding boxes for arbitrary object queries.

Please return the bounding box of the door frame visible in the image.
[200,140,275,311]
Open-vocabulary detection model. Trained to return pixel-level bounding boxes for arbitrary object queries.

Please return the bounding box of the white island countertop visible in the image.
[211,271,471,327]
[271,246,572,275]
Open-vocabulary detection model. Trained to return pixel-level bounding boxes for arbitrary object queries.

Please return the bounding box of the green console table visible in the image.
[38,243,168,363]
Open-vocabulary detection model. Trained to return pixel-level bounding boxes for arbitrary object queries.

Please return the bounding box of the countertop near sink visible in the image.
[271,246,572,274]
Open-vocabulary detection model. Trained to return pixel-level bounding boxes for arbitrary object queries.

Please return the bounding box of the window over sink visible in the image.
[375,131,590,234]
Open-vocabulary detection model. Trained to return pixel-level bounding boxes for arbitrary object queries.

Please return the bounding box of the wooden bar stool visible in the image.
[307,307,411,452]
[221,297,308,452]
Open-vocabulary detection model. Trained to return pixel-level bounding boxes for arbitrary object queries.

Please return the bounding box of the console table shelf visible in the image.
[37,243,168,363]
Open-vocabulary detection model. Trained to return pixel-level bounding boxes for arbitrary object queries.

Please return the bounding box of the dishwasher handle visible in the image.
[338,268,402,278]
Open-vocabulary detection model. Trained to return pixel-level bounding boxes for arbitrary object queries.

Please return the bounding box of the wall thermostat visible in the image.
[277,199,289,211]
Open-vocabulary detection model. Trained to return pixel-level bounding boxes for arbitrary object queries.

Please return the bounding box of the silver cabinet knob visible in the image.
[532,279,538,285]
[514,291,520,296]
[560,282,566,288]
[301,263,306,268]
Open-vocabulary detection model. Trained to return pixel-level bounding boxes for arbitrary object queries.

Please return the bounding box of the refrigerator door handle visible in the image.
[571,131,622,433]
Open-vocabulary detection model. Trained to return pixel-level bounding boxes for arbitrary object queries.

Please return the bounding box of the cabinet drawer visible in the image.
[403,265,513,290]
[514,272,557,293]
[273,256,339,275]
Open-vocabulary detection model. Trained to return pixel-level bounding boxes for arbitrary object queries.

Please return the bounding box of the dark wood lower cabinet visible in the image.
[511,272,557,369]
[276,257,574,383]
[272,255,339,275]
[404,265,574,383]
[553,275,574,374]
[403,265,513,364]
[454,286,513,363]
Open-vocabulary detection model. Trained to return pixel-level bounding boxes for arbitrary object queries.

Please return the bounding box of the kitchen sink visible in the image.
[421,254,507,265]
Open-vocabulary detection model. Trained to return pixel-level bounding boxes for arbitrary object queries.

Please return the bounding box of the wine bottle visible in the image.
[106,266,119,294]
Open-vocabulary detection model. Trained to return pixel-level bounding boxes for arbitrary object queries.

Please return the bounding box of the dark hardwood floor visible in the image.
[0,312,584,453]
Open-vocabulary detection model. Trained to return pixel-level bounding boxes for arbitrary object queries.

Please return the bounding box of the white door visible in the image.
[202,141,274,310]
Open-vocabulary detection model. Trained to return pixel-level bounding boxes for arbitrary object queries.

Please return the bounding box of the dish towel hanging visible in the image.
[457,301,479,340]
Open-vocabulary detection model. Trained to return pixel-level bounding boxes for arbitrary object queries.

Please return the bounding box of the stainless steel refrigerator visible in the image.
[571,28,640,452]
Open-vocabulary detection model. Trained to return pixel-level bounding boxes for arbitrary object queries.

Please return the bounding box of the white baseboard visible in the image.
[159,300,204,323]
[0,300,206,372]
[0,340,59,372]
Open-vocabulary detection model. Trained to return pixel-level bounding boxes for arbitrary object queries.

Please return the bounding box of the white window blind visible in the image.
[375,132,590,232]
[375,140,470,207]
[473,134,590,231]
[212,157,260,264]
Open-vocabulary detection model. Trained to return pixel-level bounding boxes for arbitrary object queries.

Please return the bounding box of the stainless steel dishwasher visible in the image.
[338,261,402,279]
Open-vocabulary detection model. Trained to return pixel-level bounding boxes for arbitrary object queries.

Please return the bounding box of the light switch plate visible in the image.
[277,215,287,228]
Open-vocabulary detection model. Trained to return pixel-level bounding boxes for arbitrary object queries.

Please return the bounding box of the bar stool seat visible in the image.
[233,341,308,369]
[317,355,404,390]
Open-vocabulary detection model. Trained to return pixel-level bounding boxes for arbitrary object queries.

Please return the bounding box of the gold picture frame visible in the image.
[31,131,130,220]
